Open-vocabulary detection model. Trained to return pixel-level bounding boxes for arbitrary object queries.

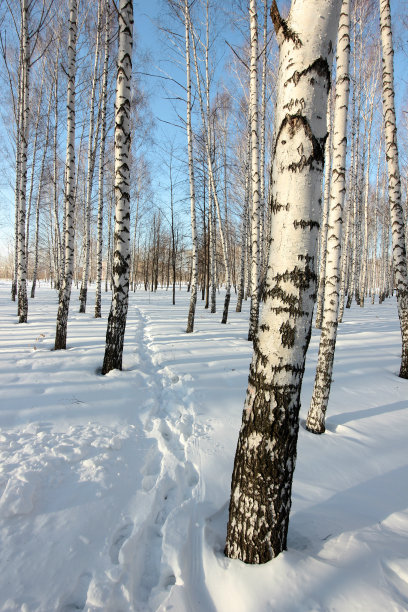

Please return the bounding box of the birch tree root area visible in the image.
[225,0,341,564]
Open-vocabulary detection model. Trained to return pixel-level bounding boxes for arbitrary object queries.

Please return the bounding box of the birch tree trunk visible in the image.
[12,46,23,303]
[315,99,333,329]
[54,0,77,350]
[379,0,408,379]
[95,1,110,319]
[185,0,198,334]
[225,0,340,563]
[79,0,102,313]
[53,43,62,289]
[248,0,261,342]
[101,0,133,374]
[306,0,351,434]
[17,0,30,324]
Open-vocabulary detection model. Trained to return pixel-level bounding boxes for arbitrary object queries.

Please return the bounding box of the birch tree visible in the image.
[54,0,77,350]
[224,0,341,563]
[79,0,102,313]
[247,0,261,342]
[306,0,351,434]
[95,0,110,319]
[184,0,198,334]
[17,0,30,323]
[101,0,133,374]
[379,0,408,379]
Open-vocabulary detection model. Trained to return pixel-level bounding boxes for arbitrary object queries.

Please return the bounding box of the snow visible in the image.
[0,280,407,612]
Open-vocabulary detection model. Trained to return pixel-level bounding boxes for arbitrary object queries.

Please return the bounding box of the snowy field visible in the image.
[0,280,407,612]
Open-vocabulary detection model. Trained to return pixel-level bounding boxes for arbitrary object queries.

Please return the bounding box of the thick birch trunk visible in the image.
[54,0,77,350]
[379,0,408,378]
[225,0,340,563]
[306,0,351,434]
[101,0,133,374]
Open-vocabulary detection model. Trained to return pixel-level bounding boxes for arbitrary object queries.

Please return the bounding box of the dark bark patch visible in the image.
[293,219,320,231]
[280,321,296,348]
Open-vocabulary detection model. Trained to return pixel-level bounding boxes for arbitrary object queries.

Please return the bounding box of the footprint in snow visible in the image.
[109,522,133,565]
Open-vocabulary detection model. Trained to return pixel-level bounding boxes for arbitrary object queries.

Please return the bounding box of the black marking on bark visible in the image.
[273,114,325,170]
[293,219,320,230]
[284,57,331,90]
[270,0,302,48]
[280,321,296,348]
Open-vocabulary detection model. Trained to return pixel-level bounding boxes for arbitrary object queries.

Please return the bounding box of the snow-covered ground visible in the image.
[0,280,407,612]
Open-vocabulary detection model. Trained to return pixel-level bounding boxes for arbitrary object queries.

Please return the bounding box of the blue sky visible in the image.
[0,0,407,258]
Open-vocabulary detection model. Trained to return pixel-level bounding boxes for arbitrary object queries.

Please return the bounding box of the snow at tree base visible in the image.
[0,282,407,612]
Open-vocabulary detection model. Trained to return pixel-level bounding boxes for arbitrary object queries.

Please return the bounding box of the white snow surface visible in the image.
[0,281,407,612]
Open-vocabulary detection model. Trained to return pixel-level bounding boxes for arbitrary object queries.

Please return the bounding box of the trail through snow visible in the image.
[0,282,407,611]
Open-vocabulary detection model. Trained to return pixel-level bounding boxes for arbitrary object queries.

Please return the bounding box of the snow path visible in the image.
[1,283,408,611]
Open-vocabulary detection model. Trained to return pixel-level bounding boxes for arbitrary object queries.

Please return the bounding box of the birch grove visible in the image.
[0,0,407,575]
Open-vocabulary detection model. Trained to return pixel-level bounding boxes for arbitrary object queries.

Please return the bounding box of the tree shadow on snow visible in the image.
[290,463,408,554]
[326,400,407,428]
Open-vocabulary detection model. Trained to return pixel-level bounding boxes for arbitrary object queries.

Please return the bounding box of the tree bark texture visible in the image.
[306,0,351,434]
[95,1,110,319]
[102,0,133,374]
[185,0,198,333]
[248,0,261,342]
[225,0,340,563]
[379,0,408,379]
[17,0,29,323]
[54,0,78,350]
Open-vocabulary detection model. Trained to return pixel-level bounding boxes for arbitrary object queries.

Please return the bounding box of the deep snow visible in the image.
[0,281,407,612]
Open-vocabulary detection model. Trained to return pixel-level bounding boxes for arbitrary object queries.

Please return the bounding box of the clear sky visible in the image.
[0,0,407,259]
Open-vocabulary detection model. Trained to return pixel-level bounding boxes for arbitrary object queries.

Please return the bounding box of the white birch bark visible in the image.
[236,182,249,313]
[379,0,408,378]
[17,0,30,323]
[54,0,77,350]
[248,0,261,342]
[225,0,340,563]
[306,0,351,434]
[52,43,63,288]
[101,0,133,374]
[359,85,375,306]
[12,45,23,303]
[259,0,268,281]
[79,0,102,313]
[95,0,110,319]
[315,99,333,329]
[184,0,198,334]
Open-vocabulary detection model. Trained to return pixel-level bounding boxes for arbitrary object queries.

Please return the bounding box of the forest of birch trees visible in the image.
[0,0,407,562]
